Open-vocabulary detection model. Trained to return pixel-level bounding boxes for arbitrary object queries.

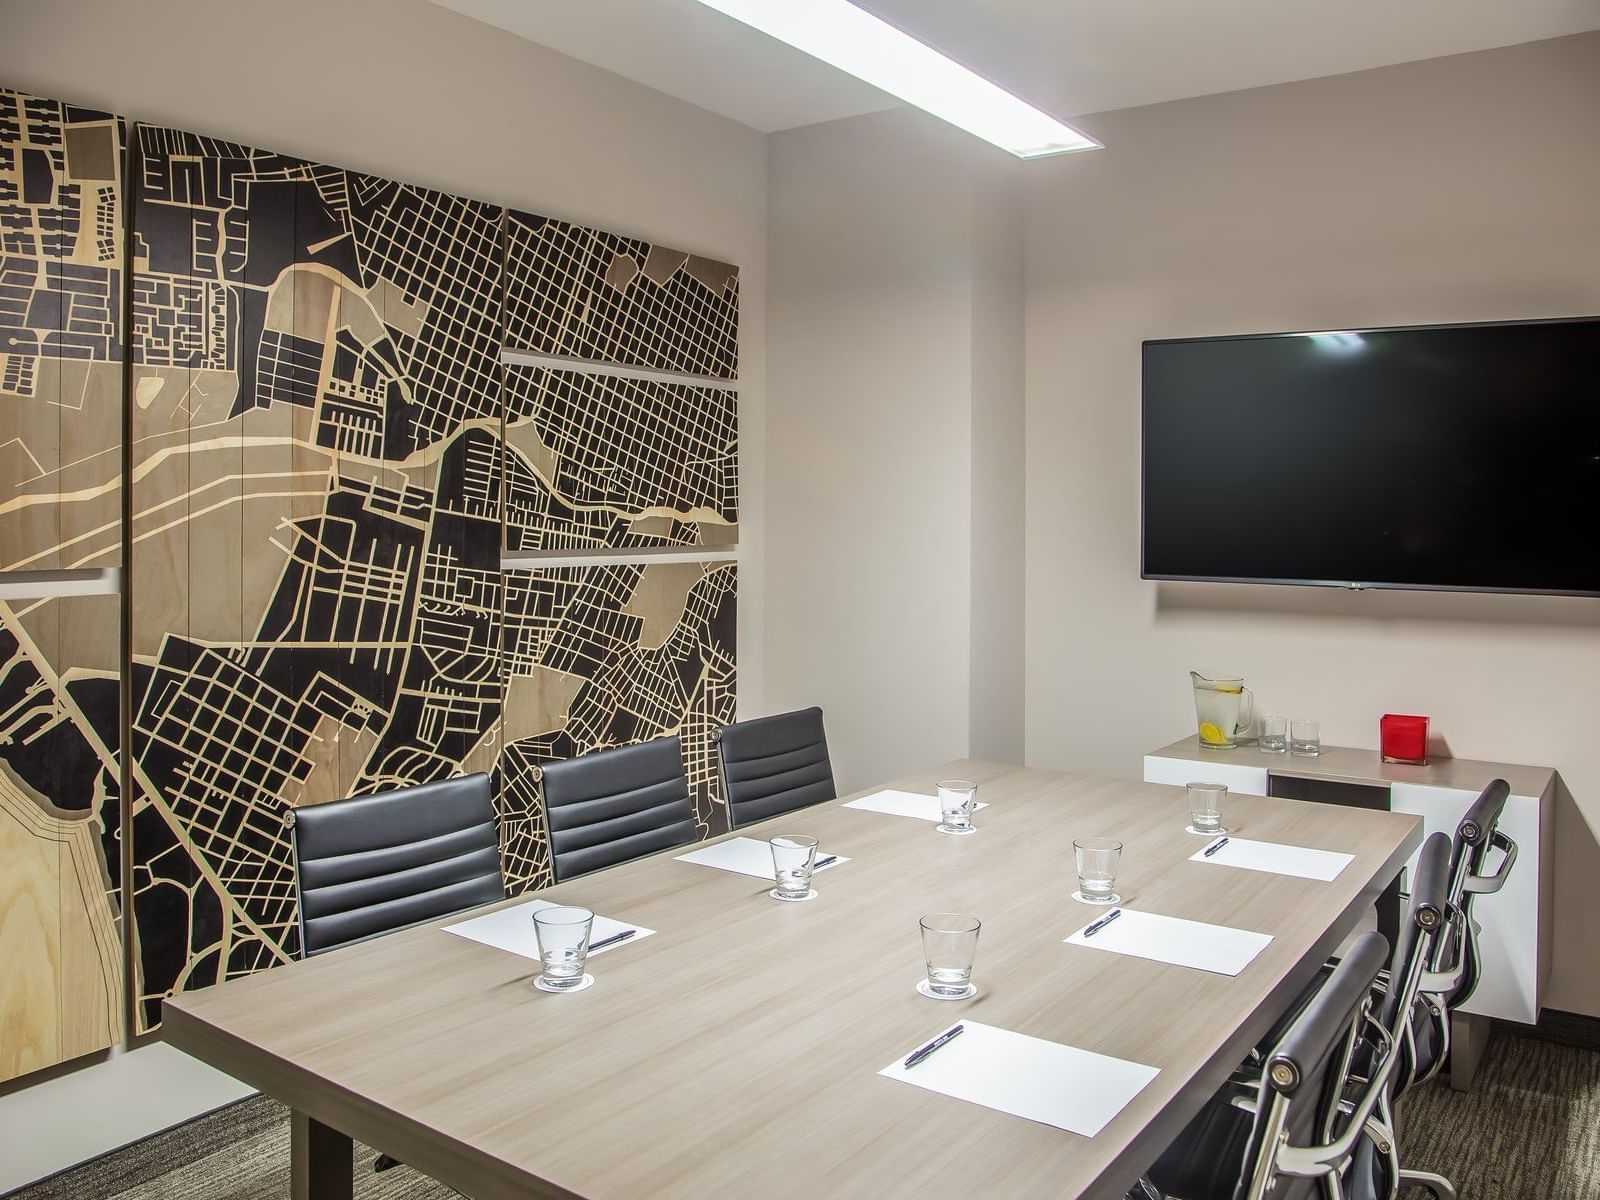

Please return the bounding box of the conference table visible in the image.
[161,761,1421,1200]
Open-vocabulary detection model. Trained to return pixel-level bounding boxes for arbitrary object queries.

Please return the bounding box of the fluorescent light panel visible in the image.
[691,0,1099,158]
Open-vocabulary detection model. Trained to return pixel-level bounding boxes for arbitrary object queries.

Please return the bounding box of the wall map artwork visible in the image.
[0,82,739,1057]
[499,561,737,892]
[503,365,738,552]
[127,126,506,1031]
[505,210,739,380]
[0,87,125,1083]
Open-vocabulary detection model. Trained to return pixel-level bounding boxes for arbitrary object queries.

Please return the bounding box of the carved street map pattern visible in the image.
[505,210,739,380]
[0,87,125,1081]
[503,364,737,552]
[128,127,505,1030]
[500,561,736,891]
[1,92,739,1041]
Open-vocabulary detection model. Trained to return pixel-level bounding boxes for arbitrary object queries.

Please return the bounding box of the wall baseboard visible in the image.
[1494,1008,1600,1053]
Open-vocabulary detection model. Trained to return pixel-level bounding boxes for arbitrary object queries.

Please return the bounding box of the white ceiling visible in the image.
[433,0,1600,133]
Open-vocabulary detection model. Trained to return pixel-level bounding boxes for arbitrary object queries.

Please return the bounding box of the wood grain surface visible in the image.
[164,761,1421,1200]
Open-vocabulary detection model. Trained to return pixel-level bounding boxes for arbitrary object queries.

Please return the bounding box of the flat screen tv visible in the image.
[1141,316,1600,596]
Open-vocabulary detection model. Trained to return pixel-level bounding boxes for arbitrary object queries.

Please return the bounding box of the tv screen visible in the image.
[1141,317,1600,595]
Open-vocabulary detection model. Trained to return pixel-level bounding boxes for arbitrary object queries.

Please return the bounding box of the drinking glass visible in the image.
[1290,718,1322,757]
[1186,781,1228,835]
[936,779,979,835]
[1074,837,1122,904]
[1259,713,1288,754]
[769,835,819,902]
[919,913,981,1000]
[532,905,594,991]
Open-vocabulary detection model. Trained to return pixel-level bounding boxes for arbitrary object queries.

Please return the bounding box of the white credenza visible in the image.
[1144,736,1553,1031]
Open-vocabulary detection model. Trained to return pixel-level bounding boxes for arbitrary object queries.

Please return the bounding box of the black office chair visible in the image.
[1146,834,1453,1200]
[1148,931,1394,1200]
[541,736,697,882]
[290,772,504,957]
[1409,778,1517,1089]
[289,772,504,1173]
[716,706,836,828]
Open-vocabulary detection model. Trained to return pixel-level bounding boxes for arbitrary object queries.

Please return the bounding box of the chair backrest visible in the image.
[1432,778,1514,1009]
[1233,931,1392,1200]
[291,773,503,957]
[1404,778,1518,1089]
[1378,832,1452,1039]
[717,707,836,828]
[541,736,696,882]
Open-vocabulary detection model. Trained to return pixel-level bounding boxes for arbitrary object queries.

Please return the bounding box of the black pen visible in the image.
[904,1024,964,1069]
[1204,836,1230,857]
[1082,908,1122,938]
[814,854,838,869]
[588,929,637,952]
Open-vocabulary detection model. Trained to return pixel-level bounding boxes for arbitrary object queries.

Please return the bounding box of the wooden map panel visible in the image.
[0,592,122,1082]
[127,126,508,1031]
[0,87,124,574]
[500,562,736,892]
[503,365,737,552]
[0,87,125,1082]
[504,211,739,380]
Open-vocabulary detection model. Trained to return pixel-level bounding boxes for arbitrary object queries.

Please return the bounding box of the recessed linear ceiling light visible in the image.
[689,0,1100,158]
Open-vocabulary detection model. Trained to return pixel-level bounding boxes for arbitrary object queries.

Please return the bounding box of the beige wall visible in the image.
[766,108,1024,791]
[1023,33,1600,1013]
[0,0,770,719]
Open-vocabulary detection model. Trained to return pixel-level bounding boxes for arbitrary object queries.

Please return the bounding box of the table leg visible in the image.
[1375,879,1402,953]
[1448,1011,1491,1092]
[291,1109,353,1200]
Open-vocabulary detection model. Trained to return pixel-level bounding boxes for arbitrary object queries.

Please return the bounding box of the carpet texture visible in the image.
[6,1030,1596,1198]
[1397,1031,1600,1198]
[4,1097,459,1199]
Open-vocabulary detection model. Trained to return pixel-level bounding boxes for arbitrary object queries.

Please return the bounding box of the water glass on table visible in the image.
[1186,781,1229,835]
[1290,718,1322,757]
[769,835,820,902]
[532,905,594,992]
[919,913,981,1000]
[1258,713,1288,754]
[936,779,979,835]
[1074,837,1122,905]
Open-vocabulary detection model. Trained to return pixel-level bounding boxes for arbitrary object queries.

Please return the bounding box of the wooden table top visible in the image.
[163,761,1421,1200]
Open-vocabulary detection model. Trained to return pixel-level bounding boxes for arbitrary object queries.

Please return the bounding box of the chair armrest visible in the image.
[1464,830,1517,895]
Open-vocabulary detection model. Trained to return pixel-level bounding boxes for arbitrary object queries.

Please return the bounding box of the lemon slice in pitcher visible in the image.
[1199,722,1228,745]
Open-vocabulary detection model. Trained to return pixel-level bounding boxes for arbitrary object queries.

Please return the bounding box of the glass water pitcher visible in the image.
[1190,671,1256,749]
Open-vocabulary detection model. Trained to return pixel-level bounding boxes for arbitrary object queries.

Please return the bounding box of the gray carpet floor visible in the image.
[1396,1031,1600,1198]
[6,1030,1595,1198]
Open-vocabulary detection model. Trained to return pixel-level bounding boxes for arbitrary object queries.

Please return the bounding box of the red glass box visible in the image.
[1380,714,1429,765]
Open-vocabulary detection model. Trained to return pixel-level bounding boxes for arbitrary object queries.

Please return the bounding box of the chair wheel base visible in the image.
[374,1153,403,1173]
[1399,1168,1457,1199]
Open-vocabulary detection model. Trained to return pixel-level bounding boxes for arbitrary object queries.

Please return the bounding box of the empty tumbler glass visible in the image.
[919,913,981,1000]
[1186,781,1228,835]
[769,835,820,902]
[1290,718,1322,757]
[1074,837,1123,905]
[936,779,979,836]
[532,905,594,991]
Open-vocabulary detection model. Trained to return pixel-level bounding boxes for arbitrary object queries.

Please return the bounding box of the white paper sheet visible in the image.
[443,900,655,961]
[673,836,850,879]
[1189,836,1353,882]
[879,1021,1159,1137]
[1064,908,1272,977]
[841,789,991,822]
